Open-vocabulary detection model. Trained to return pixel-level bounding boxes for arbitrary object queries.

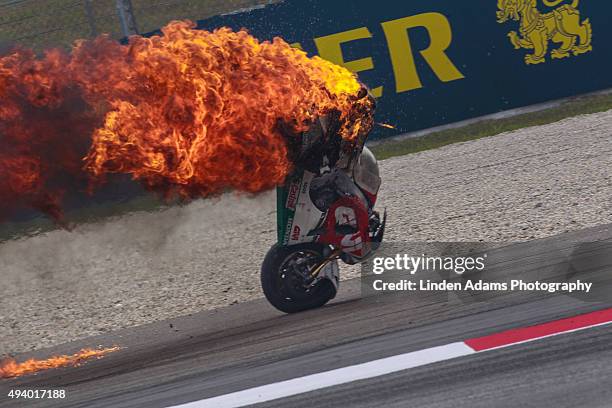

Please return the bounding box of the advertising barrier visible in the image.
[4,1,610,224]
[144,0,612,138]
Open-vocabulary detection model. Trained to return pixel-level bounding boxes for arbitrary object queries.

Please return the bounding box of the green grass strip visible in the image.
[370,93,612,160]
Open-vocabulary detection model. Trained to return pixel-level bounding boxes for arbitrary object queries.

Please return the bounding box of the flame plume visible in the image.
[0,48,102,220]
[0,347,120,379]
[0,21,373,219]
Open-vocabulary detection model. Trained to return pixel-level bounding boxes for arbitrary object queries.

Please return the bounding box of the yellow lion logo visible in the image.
[497,0,592,65]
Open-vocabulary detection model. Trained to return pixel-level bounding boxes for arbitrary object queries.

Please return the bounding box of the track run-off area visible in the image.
[2,109,611,358]
[1,222,611,408]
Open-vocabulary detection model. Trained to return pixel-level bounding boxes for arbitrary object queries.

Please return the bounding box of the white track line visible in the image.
[168,342,474,408]
[168,309,612,408]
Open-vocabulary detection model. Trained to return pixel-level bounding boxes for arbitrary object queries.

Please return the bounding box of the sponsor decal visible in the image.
[285,181,300,210]
[291,225,301,241]
[283,216,294,244]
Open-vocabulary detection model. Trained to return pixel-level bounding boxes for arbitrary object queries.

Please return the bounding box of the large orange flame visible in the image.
[0,21,373,219]
[0,347,120,379]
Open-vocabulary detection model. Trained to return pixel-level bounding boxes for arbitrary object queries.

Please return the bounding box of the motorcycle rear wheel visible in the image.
[261,243,337,314]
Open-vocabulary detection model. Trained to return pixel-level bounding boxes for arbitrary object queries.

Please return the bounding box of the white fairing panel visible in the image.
[321,260,340,290]
[288,171,324,245]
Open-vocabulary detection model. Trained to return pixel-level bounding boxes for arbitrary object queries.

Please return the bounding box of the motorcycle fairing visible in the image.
[277,170,324,246]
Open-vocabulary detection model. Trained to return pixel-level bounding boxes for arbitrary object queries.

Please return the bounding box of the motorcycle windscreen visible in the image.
[352,146,381,197]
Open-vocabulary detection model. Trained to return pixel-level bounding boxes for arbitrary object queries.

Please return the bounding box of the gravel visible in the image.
[1,109,611,356]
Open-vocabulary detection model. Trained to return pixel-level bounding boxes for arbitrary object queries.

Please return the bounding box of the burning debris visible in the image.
[0,21,374,221]
[0,347,120,379]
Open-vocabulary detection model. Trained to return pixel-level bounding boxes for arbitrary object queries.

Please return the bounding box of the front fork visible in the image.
[305,247,341,291]
[309,248,342,279]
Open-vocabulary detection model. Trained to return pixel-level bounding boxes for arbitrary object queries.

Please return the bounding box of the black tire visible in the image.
[261,243,337,314]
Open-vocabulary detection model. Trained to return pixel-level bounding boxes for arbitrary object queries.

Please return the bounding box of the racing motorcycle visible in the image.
[261,145,386,314]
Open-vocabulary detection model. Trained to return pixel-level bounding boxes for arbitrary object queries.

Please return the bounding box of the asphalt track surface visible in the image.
[1,224,612,408]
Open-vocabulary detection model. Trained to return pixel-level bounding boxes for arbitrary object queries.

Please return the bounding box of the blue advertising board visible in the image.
[146,0,611,138]
[6,0,610,224]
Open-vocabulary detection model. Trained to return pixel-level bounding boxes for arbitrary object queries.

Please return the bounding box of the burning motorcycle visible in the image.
[261,88,386,313]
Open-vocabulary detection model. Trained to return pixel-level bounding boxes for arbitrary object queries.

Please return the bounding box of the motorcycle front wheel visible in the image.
[261,243,337,314]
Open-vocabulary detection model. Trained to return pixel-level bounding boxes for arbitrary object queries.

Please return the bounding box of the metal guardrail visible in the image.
[0,0,274,50]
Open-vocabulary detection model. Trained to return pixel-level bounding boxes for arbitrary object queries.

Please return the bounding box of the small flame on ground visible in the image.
[0,347,120,379]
